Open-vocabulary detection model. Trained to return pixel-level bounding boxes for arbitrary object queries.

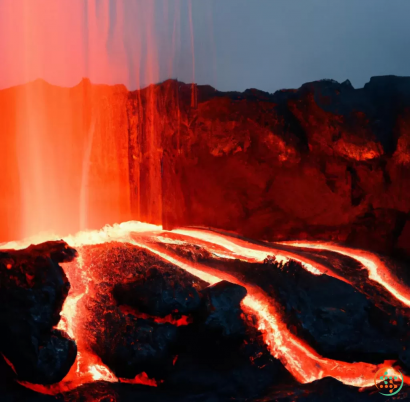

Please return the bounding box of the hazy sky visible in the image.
[0,0,409,92]
[191,0,410,92]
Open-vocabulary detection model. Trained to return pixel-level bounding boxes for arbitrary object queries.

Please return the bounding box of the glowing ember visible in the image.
[88,364,117,382]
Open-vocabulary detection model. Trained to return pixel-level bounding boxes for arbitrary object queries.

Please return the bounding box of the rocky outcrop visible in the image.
[1,76,410,256]
[76,242,284,400]
[0,241,78,384]
[160,76,410,256]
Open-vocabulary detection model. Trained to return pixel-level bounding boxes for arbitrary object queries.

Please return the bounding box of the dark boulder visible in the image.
[0,241,78,384]
[199,280,247,338]
[107,316,179,379]
[162,324,288,401]
[84,281,179,380]
[191,250,403,363]
[0,240,75,330]
[113,265,203,317]
[5,329,77,385]
[254,259,401,362]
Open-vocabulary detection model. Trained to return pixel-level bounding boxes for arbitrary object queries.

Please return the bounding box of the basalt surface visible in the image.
[161,76,410,258]
[0,241,77,384]
[74,242,286,400]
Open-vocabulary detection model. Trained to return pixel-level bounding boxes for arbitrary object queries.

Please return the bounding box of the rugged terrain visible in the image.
[1,76,410,257]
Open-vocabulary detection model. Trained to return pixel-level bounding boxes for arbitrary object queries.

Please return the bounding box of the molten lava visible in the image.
[2,221,410,395]
[280,241,410,308]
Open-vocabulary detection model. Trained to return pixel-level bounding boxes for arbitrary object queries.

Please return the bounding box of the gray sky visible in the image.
[189,0,410,92]
[0,0,409,92]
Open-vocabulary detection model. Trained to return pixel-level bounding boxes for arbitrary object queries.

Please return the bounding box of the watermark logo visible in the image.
[374,367,403,396]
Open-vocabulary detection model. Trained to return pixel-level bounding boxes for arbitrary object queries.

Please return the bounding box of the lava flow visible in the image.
[280,241,410,308]
[2,221,410,394]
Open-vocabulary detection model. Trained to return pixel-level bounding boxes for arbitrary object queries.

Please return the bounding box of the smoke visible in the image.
[0,0,201,90]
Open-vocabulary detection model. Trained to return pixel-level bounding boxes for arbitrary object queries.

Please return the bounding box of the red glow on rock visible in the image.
[119,372,158,387]
[119,305,193,326]
[2,353,17,374]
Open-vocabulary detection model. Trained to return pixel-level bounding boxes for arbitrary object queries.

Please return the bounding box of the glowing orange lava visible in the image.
[2,221,410,394]
[280,241,410,308]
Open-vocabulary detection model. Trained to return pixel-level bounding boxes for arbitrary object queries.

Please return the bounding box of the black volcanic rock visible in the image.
[108,316,179,380]
[199,280,247,338]
[236,259,401,362]
[0,241,78,384]
[0,351,58,402]
[261,377,388,402]
[83,282,180,381]
[399,343,410,372]
[166,241,404,364]
[113,265,202,317]
[0,241,76,330]
[74,242,287,400]
[13,329,77,385]
[58,376,405,402]
[162,323,288,401]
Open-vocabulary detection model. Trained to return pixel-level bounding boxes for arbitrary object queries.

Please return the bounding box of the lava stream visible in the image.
[280,241,410,308]
[171,228,350,283]
[1,221,410,393]
[130,232,399,387]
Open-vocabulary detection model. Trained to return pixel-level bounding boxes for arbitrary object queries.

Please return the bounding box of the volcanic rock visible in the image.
[160,76,410,256]
[2,76,410,258]
[199,280,247,337]
[58,376,403,402]
[0,355,57,402]
[75,242,285,400]
[237,259,401,362]
[162,323,288,401]
[13,329,77,385]
[0,241,78,384]
[261,377,388,402]
[113,265,202,317]
[78,243,208,379]
[167,242,403,363]
[107,316,178,379]
[398,342,410,373]
[81,289,181,381]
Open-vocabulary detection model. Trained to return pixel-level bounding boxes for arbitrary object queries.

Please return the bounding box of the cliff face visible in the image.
[1,76,409,255]
[160,76,410,256]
